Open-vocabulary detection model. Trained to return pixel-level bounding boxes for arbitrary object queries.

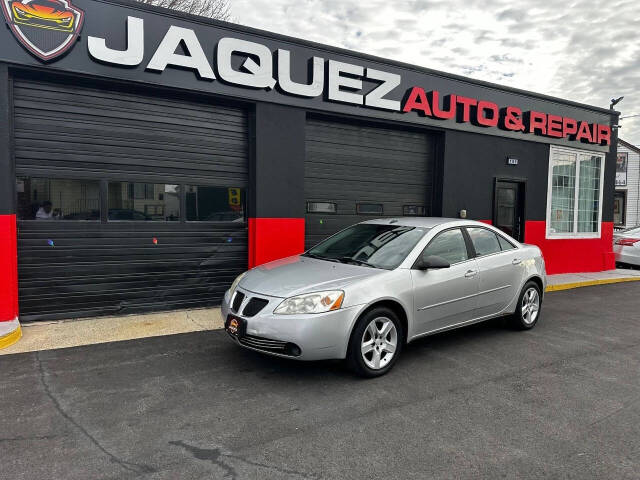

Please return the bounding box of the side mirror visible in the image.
[416,255,451,270]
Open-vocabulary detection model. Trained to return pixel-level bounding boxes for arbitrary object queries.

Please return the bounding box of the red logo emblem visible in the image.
[1,0,84,61]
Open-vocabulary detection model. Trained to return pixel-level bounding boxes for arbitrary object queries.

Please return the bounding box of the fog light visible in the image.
[285,343,302,357]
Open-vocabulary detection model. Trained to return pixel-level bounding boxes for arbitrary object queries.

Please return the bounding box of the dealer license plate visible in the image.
[226,315,245,337]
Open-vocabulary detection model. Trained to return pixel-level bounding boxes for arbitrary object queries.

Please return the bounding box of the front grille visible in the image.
[242,297,269,317]
[238,334,301,357]
[231,291,245,312]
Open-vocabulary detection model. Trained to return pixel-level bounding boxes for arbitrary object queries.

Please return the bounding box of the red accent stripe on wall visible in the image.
[248,218,305,268]
[0,215,18,322]
[524,221,615,275]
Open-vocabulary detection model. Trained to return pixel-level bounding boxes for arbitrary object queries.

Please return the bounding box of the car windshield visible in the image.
[305,224,429,270]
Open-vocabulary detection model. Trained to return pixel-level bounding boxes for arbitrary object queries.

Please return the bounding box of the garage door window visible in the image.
[547,147,604,238]
[108,182,180,221]
[186,185,245,222]
[17,177,100,221]
[357,203,383,215]
[403,205,425,216]
[307,202,337,214]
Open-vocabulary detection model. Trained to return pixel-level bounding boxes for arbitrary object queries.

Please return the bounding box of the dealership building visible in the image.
[0,0,619,338]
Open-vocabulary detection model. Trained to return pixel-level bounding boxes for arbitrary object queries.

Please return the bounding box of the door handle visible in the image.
[512,258,522,265]
[464,270,478,278]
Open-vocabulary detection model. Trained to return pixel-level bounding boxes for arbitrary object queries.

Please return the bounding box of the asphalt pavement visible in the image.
[2,282,639,479]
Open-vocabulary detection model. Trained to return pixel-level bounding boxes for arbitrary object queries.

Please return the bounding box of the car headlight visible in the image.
[274,290,344,315]
[228,272,247,299]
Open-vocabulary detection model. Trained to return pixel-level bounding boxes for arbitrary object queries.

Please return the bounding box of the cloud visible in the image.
[230,0,640,145]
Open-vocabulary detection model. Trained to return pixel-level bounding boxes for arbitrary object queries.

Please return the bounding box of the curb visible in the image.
[0,324,22,350]
[546,276,640,292]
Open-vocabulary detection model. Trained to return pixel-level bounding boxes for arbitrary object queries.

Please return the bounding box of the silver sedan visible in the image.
[613,226,640,267]
[222,218,547,377]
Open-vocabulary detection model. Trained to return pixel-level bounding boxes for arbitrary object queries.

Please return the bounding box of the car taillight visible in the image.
[616,238,640,246]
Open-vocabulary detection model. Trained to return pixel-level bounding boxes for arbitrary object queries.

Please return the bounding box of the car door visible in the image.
[465,227,525,318]
[411,228,480,335]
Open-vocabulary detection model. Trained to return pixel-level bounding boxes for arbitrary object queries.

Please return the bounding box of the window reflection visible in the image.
[17,177,100,221]
[108,182,179,221]
[186,185,245,222]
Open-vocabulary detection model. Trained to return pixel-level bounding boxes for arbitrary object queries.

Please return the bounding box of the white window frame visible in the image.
[546,145,605,239]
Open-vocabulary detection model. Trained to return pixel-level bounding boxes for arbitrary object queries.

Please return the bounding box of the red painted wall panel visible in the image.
[248,218,305,268]
[0,214,18,322]
[524,221,615,274]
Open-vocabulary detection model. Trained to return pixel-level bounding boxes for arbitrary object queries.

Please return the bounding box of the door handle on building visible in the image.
[512,258,522,265]
[464,270,478,278]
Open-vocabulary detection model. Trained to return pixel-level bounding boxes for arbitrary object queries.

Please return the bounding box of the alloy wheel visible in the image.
[521,287,540,325]
[361,317,398,370]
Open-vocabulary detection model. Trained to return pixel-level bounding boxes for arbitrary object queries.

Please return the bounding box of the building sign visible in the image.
[0,3,613,149]
[402,87,610,145]
[82,18,611,146]
[616,152,628,186]
[1,0,83,61]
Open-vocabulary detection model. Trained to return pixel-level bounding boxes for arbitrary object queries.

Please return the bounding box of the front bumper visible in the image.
[221,288,361,361]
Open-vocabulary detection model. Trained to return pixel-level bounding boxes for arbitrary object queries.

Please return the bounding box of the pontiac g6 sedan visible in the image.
[223,218,546,377]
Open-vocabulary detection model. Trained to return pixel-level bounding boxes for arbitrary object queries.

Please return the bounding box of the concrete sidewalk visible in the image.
[546,268,640,291]
[2,269,639,355]
[0,308,224,355]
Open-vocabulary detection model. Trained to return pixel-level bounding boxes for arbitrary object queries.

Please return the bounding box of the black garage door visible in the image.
[304,118,436,249]
[14,76,248,321]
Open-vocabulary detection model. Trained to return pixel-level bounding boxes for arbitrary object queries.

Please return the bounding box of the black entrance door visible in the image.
[494,181,525,242]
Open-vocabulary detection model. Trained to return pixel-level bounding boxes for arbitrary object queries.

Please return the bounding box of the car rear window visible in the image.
[497,235,516,251]
[467,227,502,257]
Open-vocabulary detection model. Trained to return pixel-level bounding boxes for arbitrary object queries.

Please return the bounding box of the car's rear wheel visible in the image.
[511,281,542,330]
[347,307,403,377]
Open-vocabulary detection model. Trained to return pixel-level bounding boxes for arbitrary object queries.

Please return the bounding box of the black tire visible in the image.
[511,281,542,330]
[347,307,404,378]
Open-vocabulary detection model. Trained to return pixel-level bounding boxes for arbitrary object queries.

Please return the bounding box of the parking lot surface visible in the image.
[2,282,639,479]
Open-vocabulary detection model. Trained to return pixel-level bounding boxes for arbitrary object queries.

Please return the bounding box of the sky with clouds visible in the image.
[229,0,640,146]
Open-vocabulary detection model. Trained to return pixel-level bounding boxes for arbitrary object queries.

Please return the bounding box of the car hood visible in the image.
[239,255,384,298]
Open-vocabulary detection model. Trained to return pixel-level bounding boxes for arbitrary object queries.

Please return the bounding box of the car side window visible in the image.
[497,234,516,251]
[422,228,469,264]
[467,227,502,257]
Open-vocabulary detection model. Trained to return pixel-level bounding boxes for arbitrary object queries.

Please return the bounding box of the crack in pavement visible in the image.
[0,434,59,443]
[185,310,210,331]
[35,352,156,475]
[169,440,319,479]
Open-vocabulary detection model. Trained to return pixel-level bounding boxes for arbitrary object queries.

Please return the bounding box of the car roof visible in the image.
[360,217,489,229]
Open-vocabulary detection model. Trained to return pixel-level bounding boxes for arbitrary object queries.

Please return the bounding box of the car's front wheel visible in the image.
[347,307,404,377]
[512,281,542,330]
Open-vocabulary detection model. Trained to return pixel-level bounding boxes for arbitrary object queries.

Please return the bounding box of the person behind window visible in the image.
[35,201,57,220]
